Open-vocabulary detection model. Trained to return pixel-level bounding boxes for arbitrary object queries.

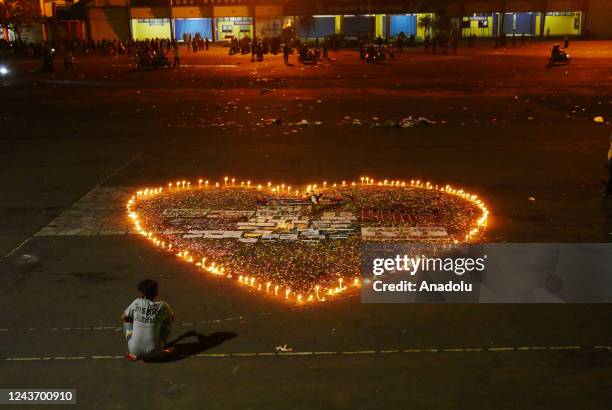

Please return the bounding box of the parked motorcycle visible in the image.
[0,63,10,76]
[137,51,171,69]
[548,43,570,65]
[298,46,319,64]
[42,48,55,71]
[364,45,395,64]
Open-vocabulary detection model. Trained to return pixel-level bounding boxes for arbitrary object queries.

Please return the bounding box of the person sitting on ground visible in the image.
[122,279,175,361]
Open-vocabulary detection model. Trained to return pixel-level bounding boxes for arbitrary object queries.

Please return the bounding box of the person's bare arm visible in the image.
[165,303,175,324]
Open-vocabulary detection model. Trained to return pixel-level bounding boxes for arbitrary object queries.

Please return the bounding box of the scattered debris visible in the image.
[288,119,323,126]
[14,254,39,267]
[397,116,436,127]
[372,120,399,128]
[262,118,283,126]
[343,115,438,128]
[275,344,293,352]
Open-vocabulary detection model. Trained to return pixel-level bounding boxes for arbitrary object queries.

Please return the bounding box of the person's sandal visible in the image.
[126,353,138,361]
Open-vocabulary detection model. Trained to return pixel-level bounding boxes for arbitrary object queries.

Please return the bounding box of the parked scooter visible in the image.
[364,44,380,64]
[137,51,171,69]
[0,63,8,76]
[298,45,319,64]
[42,47,55,71]
[548,43,570,65]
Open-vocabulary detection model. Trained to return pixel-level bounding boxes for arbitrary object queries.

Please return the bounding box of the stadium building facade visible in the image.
[4,0,612,43]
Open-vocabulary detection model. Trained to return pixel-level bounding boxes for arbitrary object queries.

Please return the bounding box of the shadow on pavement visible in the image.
[145,330,237,363]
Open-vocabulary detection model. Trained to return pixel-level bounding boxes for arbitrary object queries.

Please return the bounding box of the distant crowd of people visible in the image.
[0,37,190,71]
[228,35,283,56]
[0,29,577,72]
[0,37,183,59]
[183,33,210,52]
[224,35,341,65]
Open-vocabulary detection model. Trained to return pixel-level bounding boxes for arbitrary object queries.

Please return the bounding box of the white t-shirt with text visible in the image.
[123,298,174,358]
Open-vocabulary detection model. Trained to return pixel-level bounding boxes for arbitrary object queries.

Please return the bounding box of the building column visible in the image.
[128,12,134,41]
[385,14,391,37]
[538,0,548,36]
[170,13,175,41]
[580,0,589,36]
[335,15,344,34]
[210,1,216,41]
[251,0,257,39]
[375,14,383,38]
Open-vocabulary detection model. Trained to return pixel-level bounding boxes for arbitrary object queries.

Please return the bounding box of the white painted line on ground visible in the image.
[5,345,607,363]
[342,350,377,355]
[0,295,357,334]
[91,355,124,359]
[549,345,580,350]
[277,351,315,356]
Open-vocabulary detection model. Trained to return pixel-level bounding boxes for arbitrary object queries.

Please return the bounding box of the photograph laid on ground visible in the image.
[0,0,611,408]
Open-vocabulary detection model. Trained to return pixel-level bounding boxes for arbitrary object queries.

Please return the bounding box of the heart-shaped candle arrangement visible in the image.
[127,177,489,303]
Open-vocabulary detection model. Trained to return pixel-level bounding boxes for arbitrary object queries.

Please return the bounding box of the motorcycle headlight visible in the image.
[0,65,8,76]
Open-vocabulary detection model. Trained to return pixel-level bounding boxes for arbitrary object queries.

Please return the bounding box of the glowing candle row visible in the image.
[126,176,490,303]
